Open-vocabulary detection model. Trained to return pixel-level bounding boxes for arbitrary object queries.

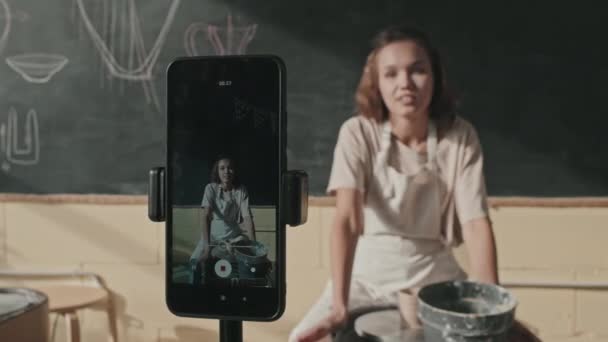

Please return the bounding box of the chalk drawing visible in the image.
[0,0,11,55]
[75,0,180,112]
[6,53,69,83]
[185,14,257,56]
[0,123,5,154]
[75,0,179,80]
[5,107,39,166]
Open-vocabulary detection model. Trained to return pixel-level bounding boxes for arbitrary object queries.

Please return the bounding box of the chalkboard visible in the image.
[0,0,607,197]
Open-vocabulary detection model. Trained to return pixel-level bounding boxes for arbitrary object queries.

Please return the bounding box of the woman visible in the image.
[190,156,256,280]
[290,25,502,341]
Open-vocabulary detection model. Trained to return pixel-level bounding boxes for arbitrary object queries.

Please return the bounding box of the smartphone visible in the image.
[166,56,286,320]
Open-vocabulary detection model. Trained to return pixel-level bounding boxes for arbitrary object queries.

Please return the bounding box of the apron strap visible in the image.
[426,122,438,171]
[380,119,438,167]
[377,119,438,198]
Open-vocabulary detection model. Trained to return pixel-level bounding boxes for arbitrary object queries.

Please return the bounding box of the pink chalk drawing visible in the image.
[185,14,257,56]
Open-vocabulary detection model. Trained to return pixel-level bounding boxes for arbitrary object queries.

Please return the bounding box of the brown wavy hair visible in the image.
[355,25,457,130]
[210,155,241,188]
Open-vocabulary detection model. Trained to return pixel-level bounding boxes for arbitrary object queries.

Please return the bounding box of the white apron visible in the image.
[209,187,242,241]
[352,120,466,294]
[190,186,244,263]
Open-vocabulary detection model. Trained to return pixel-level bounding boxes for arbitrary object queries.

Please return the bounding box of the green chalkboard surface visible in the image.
[0,0,607,196]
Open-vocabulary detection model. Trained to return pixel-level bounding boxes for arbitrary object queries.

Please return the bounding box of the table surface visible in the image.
[34,285,107,313]
[354,308,425,342]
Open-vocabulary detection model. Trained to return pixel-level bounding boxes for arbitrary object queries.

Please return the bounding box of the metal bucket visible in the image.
[0,288,49,342]
[417,280,517,342]
[232,240,271,279]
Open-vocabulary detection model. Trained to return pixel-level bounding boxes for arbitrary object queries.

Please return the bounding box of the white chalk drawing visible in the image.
[6,54,69,83]
[0,123,5,153]
[14,9,28,22]
[2,107,40,169]
[75,0,179,80]
[0,10,27,22]
[0,0,11,55]
[0,5,27,21]
[74,0,180,113]
[185,14,257,56]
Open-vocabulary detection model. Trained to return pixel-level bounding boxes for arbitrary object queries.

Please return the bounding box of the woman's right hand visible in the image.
[190,238,210,264]
[295,307,348,342]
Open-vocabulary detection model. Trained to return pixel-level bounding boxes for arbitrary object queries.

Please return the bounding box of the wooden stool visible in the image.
[35,285,117,342]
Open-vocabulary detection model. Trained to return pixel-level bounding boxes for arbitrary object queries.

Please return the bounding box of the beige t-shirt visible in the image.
[326,115,490,247]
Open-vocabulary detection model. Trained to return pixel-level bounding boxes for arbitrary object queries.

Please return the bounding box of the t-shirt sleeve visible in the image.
[454,123,490,224]
[326,119,369,195]
[239,186,252,218]
[201,184,214,209]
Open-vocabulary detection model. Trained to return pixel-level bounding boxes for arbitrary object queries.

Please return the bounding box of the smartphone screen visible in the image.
[166,56,285,320]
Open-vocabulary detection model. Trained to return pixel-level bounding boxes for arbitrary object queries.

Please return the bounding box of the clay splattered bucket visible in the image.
[0,288,49,341]
[417,280,517,342]
[232,240,271,279]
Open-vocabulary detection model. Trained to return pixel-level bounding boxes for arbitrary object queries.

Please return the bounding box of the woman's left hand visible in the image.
[295,307,347,342]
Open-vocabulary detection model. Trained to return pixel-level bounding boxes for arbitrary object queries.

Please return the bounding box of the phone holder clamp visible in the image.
[148,167,308,226]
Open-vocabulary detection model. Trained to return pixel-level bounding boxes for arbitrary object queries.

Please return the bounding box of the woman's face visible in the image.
[376,40,434,120]
[217,159,235,185]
